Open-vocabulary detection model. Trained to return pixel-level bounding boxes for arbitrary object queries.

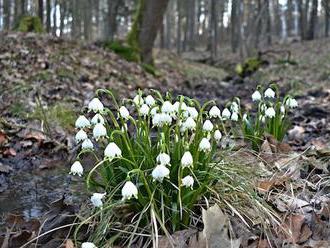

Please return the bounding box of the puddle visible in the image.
[0,166,84,220]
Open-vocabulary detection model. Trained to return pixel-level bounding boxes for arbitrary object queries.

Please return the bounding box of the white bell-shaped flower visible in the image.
[152,113,172,127]
[133,95,144,106]
[119,106,130,120]
[181,151,193,168]
[88,98,104,112]
[280,105,286,114]
[121,181,138,201]
[91,113,105,125]
[259,115,266,123]
[82,138,94,150]
[182,117,196,131]
[286,98,298,108]
[161,101,174,113]
[75,115,90,129]
[252,90,262,101]
[82,242,97,248]
[104,142,122,160]
[242,113,248,123]
[222,108,231,120]
[264,88,275,98]
[70,161,83,176]
[182,175,194,189]
[93,123,107,139]
[231,102,239,113]
[203,120,214,132]
[209,106,221,118]
[173,101,187,112]
[265,107,276,118]
[145,95,156,106]
[231,112,239,121]
[75,129,88,143]
[156,153,171,166]
[91,193,106,208]
[150,106,159,116]
[199,138,211,152]
[187,107,198,119]
[152,164,170,182]
[139,104,149,116]
[214,130,222,142]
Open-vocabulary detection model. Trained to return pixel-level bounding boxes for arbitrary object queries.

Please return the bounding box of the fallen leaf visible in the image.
[0,131,7,146]
[64,239,75,248]
[279,214,312,244]
[288,125,305,140]
[202,204,240,248]
[3,148,17,157]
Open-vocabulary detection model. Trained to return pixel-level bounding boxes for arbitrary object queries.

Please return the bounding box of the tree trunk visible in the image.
[127,0,170,64]
[60,1,66,36]
[209,0,218,60]
[3,0,10,29]
[106,0,120,41]
[46,0,51,32]
[83,0,92,40]
[231,0,239,52]
[72,0,81,39]
[266,0,272,45]
[306,0,318,40]
[38,0,43,24]
[52,0,57,36]
[287,0,294,36]
[324,0,330,37]
[176,0,183,54]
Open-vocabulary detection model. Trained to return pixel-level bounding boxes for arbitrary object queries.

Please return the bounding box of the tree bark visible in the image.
[287,0,294,36]
[46,0,51,33]
[38,0,43,24]
[106,0,120,41]
[324,0,330,37]
[127,0,170,64]
[3,0,10,29]
[231,0,239,52]
[306,0,318,40]
[209,0,218,60]
[176,0,183,54]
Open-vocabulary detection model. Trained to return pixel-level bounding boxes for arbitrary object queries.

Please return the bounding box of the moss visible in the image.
[126,0,145,60]
[16,16,43,33]
[276,59,298,66]
[104,40,139,62]
[236,57,263,77]
[57,68,76,80]
[29,103,76,130]
[9,101,28,118]
[141,63,159,76]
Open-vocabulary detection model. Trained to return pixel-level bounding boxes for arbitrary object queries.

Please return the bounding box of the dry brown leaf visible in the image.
[202,205,240,248]
[0,131,7,146]
[279,214,312,244]
[3,148,17,157]
[288,125,305,140]
[64,239,75,248]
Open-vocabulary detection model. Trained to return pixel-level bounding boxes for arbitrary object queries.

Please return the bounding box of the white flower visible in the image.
[243,113,248,123]
[152,113,172,127]
[214,130,222,142]
[181,151,193,168]
[82,138,94,150]
[88,98,104,112]
[231,112,239,121]
[173,101,187,112]
[145,95,156,106]
[152,164,170,182]
[187,107,198,119]
[161,101,174,113]
[91,193,106,208]
[264,88,275,98]
[231,102,239,113]
[209,106,221,118]
[75,115,90,128]
[203,120,214,132]
[104,142,122,160]
[222,108,231,119]
[91,114,105,125]
[199,138,211,152]
[121,181,138,201]
[93,123,107,139]
[265,107,276,118]
[133,95,144,106]
[182,117,196,131]
[182,175,194,189]
[156,153,171,166]
[70,161,83,176]
[139,104,149,116]
[81,242,97,248]
[286,98,298,108]
[280,105,286,114]
[259,115,266,123]
[150,106,159,116]
[252,90,262,101]
[119,106,130,120]
[75,129,88,143]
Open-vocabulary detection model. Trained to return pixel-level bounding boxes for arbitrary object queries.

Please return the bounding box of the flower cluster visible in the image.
[242,85,298,150]
[71,90,236,245]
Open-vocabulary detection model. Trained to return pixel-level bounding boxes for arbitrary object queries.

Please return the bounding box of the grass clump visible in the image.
[104,40,140,63]
[16,16,43,33]
[70,89,279,247]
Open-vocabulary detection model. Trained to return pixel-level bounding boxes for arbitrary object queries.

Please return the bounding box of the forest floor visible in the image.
[0,32,330,247]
